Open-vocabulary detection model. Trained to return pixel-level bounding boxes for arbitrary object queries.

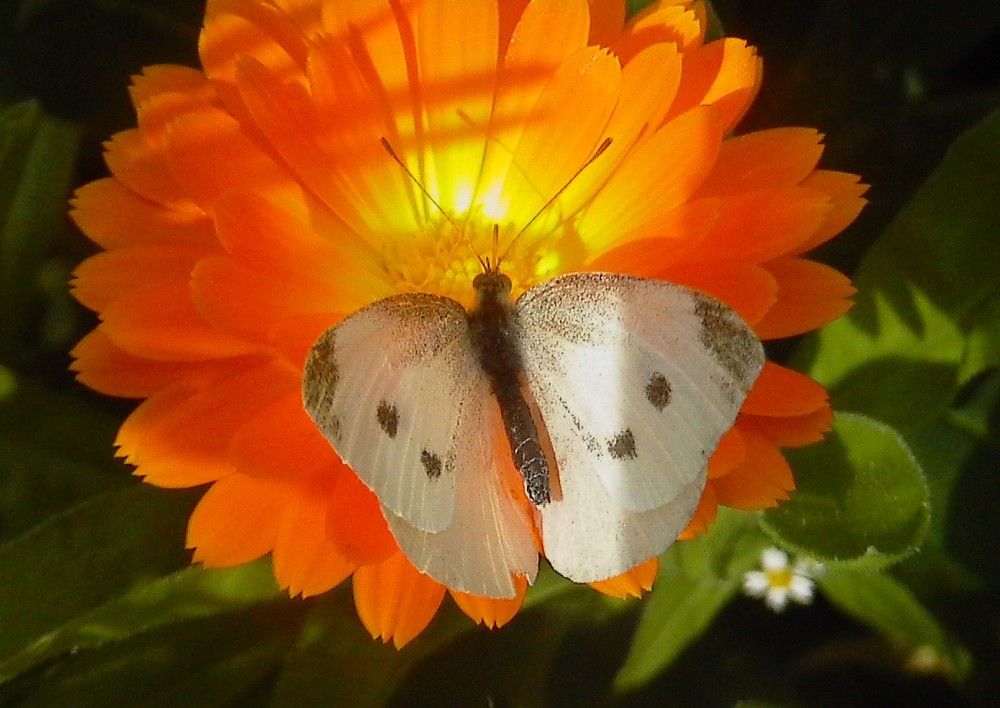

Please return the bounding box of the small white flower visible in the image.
[743,547,819,612]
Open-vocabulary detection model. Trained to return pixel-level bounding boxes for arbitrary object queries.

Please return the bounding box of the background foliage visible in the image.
[1,0,999,705]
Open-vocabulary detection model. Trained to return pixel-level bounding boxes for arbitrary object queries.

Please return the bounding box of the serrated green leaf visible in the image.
[800,108,1000,430]
[819,569,970,679]
[614,509,767,691]
[761,413,929,569]
[0,485,199,665]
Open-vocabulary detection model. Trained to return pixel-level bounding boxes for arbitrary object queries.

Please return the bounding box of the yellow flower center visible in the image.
[766,567,795,590]
[382,205,579,308]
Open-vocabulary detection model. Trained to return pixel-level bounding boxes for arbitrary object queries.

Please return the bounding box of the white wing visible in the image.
[516,272,764,582]
[303,293,538,595]
[385,393,538,598]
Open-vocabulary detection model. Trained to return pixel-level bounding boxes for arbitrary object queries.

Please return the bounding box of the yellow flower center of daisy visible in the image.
[766,567,795,590]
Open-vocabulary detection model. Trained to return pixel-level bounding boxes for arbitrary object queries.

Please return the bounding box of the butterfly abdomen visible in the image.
[468,272,552,506]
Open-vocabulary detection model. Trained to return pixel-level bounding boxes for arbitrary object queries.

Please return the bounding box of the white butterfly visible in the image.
[302,264,764,599]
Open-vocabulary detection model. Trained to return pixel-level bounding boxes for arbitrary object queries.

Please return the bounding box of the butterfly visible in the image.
[302,260,765,599]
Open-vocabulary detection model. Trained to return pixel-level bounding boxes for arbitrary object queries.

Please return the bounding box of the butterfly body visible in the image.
[303,271,764,597]
[467,269,552,506]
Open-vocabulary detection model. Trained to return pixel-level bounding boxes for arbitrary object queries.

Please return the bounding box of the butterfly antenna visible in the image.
[379,136,488,271]
[503,137,613,259]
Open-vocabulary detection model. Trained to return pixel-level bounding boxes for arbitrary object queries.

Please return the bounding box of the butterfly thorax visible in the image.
[468,270,553,506]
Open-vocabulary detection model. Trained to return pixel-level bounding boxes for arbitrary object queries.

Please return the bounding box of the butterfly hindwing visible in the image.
[515,272,765,582]
[384,390,539,598]
[303,293,477,533]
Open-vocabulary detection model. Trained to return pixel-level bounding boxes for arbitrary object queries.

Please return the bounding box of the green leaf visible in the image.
[0,372,127,539]
[800,108,1000,431]
[269,588,473,708]
[0,485,199,666]
[761,413,930,569]
[0,102,82,360]
[5,599,303,708]
[819,569,970,679]
[0,561,281,683]
[614,509,767,691]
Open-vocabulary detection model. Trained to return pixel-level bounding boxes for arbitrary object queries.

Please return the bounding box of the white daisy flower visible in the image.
[743,547,820,612]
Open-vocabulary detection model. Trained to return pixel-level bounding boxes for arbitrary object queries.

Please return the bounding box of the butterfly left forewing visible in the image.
[516,272,764,582]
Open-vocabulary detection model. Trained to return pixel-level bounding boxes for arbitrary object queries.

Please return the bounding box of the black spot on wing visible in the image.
[421,449,443,479]
[376,401,399,438]
[693,295,760,386]
[645,372,672,410]
[607,429,637,460]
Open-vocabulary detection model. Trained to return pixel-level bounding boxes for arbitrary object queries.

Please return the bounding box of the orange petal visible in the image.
[580,106,723,249]
[741,407,834,448]
[678,481,718,539]
[686,187,832,264]
[503,46,621,226]
[326,464,398,565]
[754,258,855,339]
[187,473,293,566]
[200,0,307,89]
[667,37,762,131]
[163,106,307,217]
[353,552,447,648]
[70,178,215,249]
[451,574,527,628]
[612,2,703,64]
[589,556,659,599]
[273,474,356,597]
[711,430,794,510]
[129,64,216,105]
[494,0,591,143]
[707,426,746,479]
[72,244,210,312]
[70,328,200,398]
[794,170,869,253]
[414,0,499,202]
[588,0,626,45]
[121,358,298,488]
[742,362,830,417]
[228,391,335,481]
[134,76,220,156]
[100,282,258,362]
[585,199,721,273]
[103,129,200,213]
[560,42,683,219]
[661,260,777,326]
[696,128,824,198]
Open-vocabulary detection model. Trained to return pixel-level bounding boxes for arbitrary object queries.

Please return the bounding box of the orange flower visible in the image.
[70,0,865,647]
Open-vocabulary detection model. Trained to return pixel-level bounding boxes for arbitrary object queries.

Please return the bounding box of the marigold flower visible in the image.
[70,0,865,647]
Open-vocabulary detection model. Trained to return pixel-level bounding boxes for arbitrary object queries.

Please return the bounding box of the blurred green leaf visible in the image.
[5,599,302,708]
[761,413,929,569]
[820,569,970,680]
[269,588,471,708]
[0,372,126,539]
[0,561,281,683]
[0,485,199,667]
[614,509,767,691]
[801,108,1000,431]
[0,101,81,361]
